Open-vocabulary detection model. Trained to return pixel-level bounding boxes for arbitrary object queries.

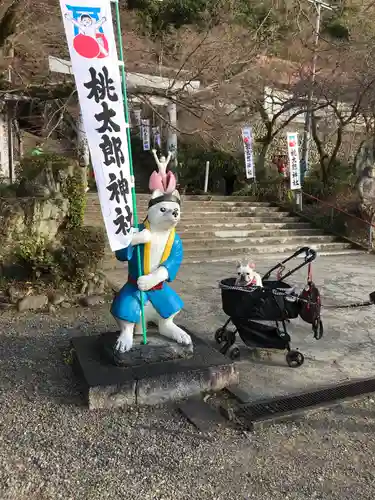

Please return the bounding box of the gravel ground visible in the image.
[1,304,375,500]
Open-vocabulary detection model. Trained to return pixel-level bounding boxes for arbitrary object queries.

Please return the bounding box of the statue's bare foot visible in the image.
[159,318,192,346]
[115,330,133,353]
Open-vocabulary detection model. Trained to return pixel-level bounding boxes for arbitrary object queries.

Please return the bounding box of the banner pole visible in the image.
[112,0,147,345]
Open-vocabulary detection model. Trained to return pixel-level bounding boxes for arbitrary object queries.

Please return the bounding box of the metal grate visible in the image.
[236,377,375,429]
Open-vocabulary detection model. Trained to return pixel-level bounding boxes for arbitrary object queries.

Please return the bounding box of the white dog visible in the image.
[235,261,263,287]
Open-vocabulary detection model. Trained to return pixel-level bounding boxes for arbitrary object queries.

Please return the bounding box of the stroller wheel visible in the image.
[227,346,241,361]
[215,327,228,344]
[286,350,304,368]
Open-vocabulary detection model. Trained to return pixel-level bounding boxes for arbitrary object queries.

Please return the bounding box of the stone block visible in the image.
[178,397,227,431]
[71,329,239,410]
[89,381,137,409]
[17,294,48,312]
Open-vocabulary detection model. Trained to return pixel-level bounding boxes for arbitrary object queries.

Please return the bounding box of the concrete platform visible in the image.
[71,330,239,410]
[100,331,194,367]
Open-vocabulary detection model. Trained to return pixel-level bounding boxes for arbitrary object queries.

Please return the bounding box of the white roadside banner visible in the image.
[59,0,133,251]
[241,126,255,179]
[133,109,142,127]
[152,126,161,148]
[287,132,301,190]
[141,119,151,151]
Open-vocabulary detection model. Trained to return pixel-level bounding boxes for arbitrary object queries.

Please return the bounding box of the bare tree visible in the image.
[309,54,375,184]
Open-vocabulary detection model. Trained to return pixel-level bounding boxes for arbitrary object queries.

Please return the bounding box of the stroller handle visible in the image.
[262,247,317,281]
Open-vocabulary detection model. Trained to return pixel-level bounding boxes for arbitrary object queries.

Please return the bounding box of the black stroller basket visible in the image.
[215,247,318,368]
[220,247,316,321]
[220,278,300,321]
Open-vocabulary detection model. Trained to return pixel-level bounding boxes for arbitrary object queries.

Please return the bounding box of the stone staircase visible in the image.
[84,193,364,270]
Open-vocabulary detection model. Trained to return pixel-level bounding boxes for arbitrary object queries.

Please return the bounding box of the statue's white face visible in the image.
[160,156,166,163]
[148,200,180,230]
[148,189,181,230]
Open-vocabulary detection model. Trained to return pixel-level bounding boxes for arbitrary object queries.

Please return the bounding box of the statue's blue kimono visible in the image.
[111,223,184,324]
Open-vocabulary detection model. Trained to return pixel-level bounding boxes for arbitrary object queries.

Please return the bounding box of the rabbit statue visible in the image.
[111,150,191,353]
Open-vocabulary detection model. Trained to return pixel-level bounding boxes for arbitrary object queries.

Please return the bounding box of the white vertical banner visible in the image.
[133,109,142,126]
[241,126,255,179]
[59,0,133,252]
[141,119,151,151]
[127,103,133,128]
[152,126,161,149]
[287,132,301,190]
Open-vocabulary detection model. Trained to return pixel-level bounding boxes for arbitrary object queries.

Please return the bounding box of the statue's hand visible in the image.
[137,267,168,291]
[137,275,155,291]
[131,229,151,246]
[152,149,157,154]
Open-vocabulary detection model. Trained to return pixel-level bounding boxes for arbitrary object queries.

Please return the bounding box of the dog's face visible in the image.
[148,189,181,231]
[235,261,256,286]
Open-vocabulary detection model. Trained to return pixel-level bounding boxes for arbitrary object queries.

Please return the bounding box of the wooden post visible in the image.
[167,101,177,169]
[204,161,210,193]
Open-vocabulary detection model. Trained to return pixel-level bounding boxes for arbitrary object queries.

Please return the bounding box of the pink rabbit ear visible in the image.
[249,262,255,269]
[164,171,177,194]
[149,171,164,192]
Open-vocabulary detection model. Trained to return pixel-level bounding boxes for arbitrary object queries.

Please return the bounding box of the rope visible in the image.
[307,262,312,283]
[302,191,375,229]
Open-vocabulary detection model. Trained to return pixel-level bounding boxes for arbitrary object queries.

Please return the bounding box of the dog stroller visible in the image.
[215,247,323,368]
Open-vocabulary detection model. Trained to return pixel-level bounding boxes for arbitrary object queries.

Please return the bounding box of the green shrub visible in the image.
[323,20,349,40]
[15,153,71,181]
[0,183,18,198]
[57,226,106,282]
[12,226,105,285]
[14,235,58,280]
[233,178,290,203]
[62,168,87,229]
[178,143,241,192]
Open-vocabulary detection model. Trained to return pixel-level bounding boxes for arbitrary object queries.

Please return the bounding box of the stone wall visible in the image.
[0,196,69,261]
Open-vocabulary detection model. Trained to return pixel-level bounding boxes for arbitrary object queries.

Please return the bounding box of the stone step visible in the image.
[84,215,302,228]
[180,234,337,249]
[182,241,354,259]
[178,221,314,230]
[178,228,323,238]
[87,194,260,202]
[101,245,363,270]
[85,200,274,210]
[84,194,365,271]
[103,234,338,259]
[86,194,261,204]
[102,228,325,252]
[181,248,365,264]
[85,207,279,218]
[178,215,300,224]
[85,207,284,219]
[86,208,288,219]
